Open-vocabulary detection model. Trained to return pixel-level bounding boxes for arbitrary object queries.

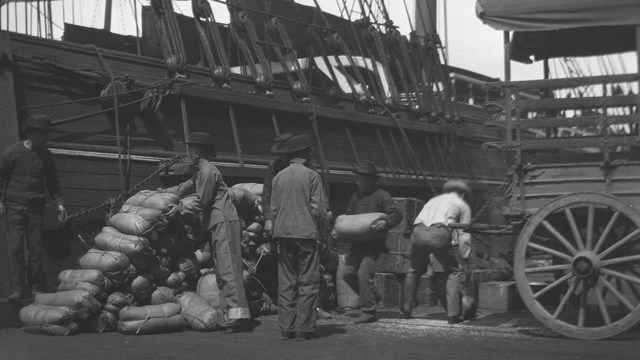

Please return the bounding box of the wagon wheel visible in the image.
[514,193,640,340]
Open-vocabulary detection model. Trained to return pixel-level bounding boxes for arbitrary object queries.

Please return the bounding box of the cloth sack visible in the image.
[20,304,79,336]
[34,290,102,321]
[333,212,387,243]
[177,292,225,331]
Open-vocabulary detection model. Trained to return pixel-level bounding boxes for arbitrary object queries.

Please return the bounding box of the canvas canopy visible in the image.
[476,0,640,62]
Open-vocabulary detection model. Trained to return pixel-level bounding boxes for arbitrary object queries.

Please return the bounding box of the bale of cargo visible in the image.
[94,229,153,265]
[118,303,185,335]
[19,304,79,336]
[104,292,136,314]
[194,242,213,269]
[107,204,166,236]
[177,292,225,331]
[148,256,172,285]
[79,310,118,333]
[150,286,176,305]
[228,187,257,221]
[332,212,387,243]
[165,271,187,289]
[78,249,130,284]
[231,182,263,197]
[126,274,156,303]
[176,257,199,280]
[246,222,263,234]
[125,190,180,216]
[57,269,108,296]
[197,272,223,308]
[35,290,102,321]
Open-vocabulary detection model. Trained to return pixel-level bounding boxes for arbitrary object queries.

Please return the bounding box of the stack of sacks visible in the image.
[228,183,278,316]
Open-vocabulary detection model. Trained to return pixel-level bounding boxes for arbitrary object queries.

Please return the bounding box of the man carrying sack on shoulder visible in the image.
[402,180,472,324]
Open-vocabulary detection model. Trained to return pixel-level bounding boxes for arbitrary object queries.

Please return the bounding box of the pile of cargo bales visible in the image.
[227,183,278,316]
[20,189,247,335]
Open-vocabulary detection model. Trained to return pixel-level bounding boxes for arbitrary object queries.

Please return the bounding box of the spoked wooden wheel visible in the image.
[514,193,640,339]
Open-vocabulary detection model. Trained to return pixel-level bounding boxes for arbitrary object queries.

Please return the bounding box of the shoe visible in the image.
[281,331,295,340]
[295,331,317,341]
[317,308,333,320]
[353,313,377,324]
[447,316,464,324]
[399,310,412,319]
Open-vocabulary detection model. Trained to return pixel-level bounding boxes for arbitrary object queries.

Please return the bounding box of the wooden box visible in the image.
[478,281,523,311]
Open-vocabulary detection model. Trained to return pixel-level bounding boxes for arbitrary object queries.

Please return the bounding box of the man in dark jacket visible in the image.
[162,132,251,329]
[0,115,67,301]
[271,135,329,340]
[336,161,402,324]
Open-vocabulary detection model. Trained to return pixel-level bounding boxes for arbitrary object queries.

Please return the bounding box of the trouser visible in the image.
[4,205,45,296]
[403,229,464,317]
[277,237,319,334]
[211,219,250,319]
[336,245,381,315]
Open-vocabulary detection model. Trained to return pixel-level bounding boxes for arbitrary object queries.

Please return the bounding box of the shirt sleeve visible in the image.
[194,168,218,210]
[42,150,64,206]
[309,172,327,220]
[456,201,473,258]
[262,161,276,220]
[164,176,196,197]
[378,192,403,228]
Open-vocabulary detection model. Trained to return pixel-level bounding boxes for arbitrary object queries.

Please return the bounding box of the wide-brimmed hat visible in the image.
[24,115,53,131]
[354,161,378,177]
[185,132,216,148]
[269,131,294,154]
[283,134,312,154]
[443,180,472,197]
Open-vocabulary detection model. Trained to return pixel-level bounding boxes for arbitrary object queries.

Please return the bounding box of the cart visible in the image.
[470,0,640,340]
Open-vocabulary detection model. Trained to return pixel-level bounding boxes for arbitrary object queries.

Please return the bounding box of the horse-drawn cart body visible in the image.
[473,0,640,339]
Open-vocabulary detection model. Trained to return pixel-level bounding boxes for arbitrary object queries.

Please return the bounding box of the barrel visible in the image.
[333,212,387,243]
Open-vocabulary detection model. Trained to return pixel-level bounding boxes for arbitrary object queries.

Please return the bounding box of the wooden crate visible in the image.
[376,197,425,273]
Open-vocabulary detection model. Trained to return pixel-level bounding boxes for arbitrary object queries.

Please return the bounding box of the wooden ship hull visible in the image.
[0,0,512,295]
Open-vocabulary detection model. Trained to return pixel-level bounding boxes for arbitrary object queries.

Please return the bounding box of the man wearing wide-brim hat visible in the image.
[262,131,294,236]
[270,134,330,340]
[402,179,472,324]
[161,131,252,330]
[0,114,67,301]
[336,160,402,324]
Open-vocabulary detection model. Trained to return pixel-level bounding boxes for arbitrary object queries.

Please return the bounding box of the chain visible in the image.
[466,165,516,228]
[67,155,182,220]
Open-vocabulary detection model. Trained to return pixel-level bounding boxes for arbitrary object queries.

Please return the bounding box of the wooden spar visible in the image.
[271,111,280,137]
[228,105,244,167]
[180,97,190,154]
[376,127,396,176]
[0,32,19,150]
[104,0,113,32]
[344,123,361,165]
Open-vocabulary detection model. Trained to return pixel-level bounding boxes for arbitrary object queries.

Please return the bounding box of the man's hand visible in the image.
[0,202,5,217]
[57,205,67,223]
[264,219,273,235]
[370,219,388,232]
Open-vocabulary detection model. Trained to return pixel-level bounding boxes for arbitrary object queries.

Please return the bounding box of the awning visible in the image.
[476,0,640,32]
[476,0,640,62]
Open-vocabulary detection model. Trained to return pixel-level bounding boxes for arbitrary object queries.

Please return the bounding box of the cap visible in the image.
[185,132,216,148]
[354,161,378,177]
[443,180,472,197]
[25,115,53,130]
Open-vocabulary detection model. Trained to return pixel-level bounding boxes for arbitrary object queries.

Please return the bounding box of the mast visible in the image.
[414,0,437,37]
[104,0,112,31]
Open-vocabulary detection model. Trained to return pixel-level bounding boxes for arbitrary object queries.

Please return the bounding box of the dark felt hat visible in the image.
[443,180,472,196]
[269,131,294,154]
[25,115,53,130]
[185,132,216,148]
[354,161,378,177]
[283,134,312,154]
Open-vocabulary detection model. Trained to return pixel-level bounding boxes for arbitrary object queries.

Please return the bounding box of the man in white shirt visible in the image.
[401,180,472,324]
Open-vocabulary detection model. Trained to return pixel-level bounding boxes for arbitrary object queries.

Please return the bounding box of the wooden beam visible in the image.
[520,95,637,112]
[486,135,640,151]
[488,73,640,90]
[486,114,640,129]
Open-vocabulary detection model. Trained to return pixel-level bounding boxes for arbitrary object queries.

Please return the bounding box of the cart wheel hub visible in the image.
[572,251,600,278]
